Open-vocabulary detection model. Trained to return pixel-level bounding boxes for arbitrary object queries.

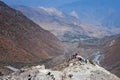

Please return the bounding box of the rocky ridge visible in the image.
[0,56,119,80]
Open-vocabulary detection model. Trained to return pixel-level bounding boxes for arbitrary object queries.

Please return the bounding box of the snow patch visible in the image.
[93,51,101,65]
[38,6,63,17]
[6,66,19,72]
[70,11,79,19]
[109,40,115,46]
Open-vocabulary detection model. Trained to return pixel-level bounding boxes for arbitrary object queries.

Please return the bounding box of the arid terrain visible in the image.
[0,1,65,69]
[0,0,120,79]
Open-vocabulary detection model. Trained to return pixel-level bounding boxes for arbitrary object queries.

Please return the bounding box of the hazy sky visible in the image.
[2,0,78,7]
[2,0,120,10]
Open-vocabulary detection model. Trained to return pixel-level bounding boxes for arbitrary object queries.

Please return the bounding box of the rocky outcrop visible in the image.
[1,57,119,80]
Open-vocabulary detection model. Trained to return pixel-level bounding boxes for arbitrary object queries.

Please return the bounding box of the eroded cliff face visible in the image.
[1,57,120,80]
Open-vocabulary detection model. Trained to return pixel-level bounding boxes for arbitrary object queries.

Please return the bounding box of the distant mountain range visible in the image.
[59,0,120,27]
[13,5,120,41]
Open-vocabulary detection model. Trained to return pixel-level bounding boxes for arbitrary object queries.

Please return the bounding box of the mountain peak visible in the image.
[70,11,79,19]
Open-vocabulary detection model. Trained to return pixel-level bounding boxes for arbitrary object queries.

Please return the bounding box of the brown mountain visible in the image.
[100,35,120,77]
[0,1,64,65]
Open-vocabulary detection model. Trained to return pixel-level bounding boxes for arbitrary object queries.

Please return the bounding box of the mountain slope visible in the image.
[0,1,64,64]
[100,35,120,77]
